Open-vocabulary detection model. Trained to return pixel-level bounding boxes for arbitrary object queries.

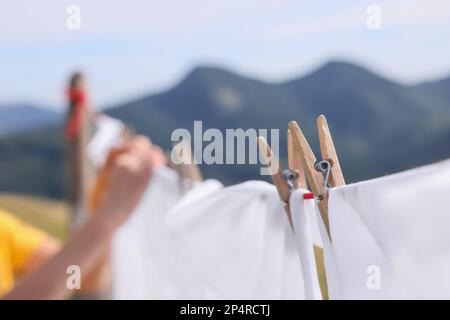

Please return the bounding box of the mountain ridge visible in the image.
[0,104,62,136]
[1,60,449,199]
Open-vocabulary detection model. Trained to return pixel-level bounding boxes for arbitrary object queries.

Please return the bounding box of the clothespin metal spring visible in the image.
[314,159,331,202]
[282,169,299,192]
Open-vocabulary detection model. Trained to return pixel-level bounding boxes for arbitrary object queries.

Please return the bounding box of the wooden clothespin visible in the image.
[169,140,203,183]
[257,128,309,224]
[287,128,307,189]
[288,115,345,240]
[258,136,298,227]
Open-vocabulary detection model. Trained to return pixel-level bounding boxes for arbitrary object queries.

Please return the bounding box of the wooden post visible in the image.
[74,109,95,228]
[65,72,95,229]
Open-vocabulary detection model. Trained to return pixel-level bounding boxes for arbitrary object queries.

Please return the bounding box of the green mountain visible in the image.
[0,104,62,136]
[1,60,449,199]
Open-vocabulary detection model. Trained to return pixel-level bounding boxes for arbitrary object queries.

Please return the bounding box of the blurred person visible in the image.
[1,136,166,299]
[0,210,60,297]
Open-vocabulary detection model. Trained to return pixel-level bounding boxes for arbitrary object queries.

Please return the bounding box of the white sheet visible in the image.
[165,181,305,299]
[112,179,309,299]
[111,166,193,299]
[323,159,450,299]
[87,115,125,169]
[290,189,323,300]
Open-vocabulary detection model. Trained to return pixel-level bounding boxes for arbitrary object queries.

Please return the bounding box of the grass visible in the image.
[0,193,70,240]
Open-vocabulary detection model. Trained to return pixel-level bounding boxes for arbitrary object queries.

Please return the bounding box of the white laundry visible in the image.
[290,189,323,300]
[322,159,450,299]
[113,167,225,299]
[112,178,309,299]
[98,115,312,299]
[165,181,305,299]
[86,115,125,169]
[111,166,187,299]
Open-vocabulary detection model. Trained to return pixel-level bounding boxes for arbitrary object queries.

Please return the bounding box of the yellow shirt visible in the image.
[0,209,45,297]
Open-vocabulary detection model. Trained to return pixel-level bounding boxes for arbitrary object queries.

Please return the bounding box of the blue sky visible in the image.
[1,0,449,110]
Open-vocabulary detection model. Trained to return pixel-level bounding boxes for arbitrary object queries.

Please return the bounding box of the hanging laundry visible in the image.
[87,115,126,215]
[289,189,322,300]
[111,166,193,299]
[112,178,310,299]
[321,159,450,299]
[90,115,317,299]
[87,115,125,169]
[166,181,306,299]
[289,189,323,300]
